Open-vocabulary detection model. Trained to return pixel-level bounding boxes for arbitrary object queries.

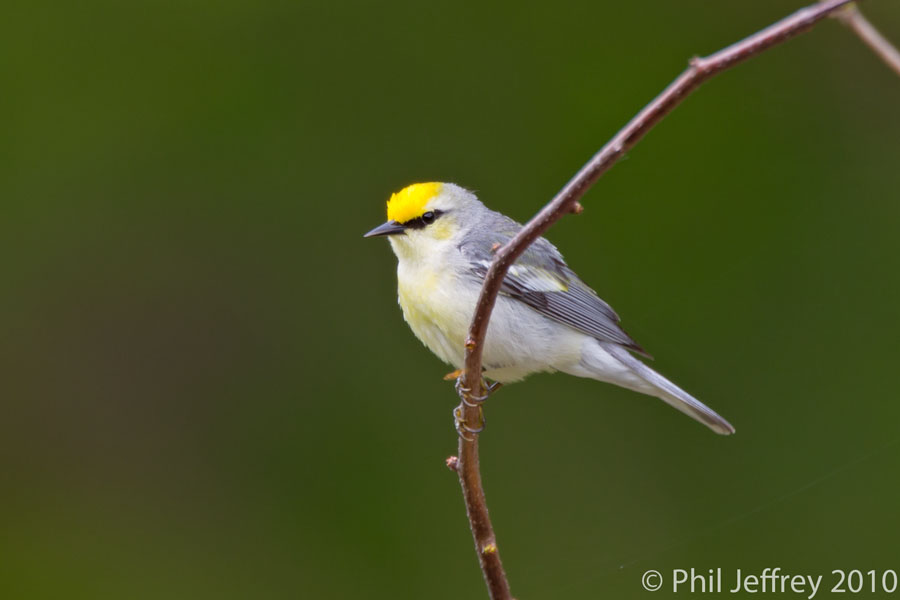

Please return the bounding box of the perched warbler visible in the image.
[365,182,734,435]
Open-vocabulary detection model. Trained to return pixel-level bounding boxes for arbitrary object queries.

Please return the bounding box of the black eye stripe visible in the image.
[403,209,444,229]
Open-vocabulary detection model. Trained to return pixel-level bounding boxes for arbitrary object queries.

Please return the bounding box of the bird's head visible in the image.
[364,182,479,257]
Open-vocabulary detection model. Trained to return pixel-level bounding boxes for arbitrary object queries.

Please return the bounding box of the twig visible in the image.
[462,0,860,392]
[834,4,900,76]
[456,432,509,599]
[451,1,894,598]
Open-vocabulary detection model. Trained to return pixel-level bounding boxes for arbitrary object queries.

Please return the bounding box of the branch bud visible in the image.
[446,456,459,472]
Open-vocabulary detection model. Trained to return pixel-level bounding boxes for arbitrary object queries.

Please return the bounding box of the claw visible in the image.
[453,405,485,440]
[462,390,490,406]
[453,406,476,441]
[454,374,499,405]
[452,373,501,437]
[454,376,474,401]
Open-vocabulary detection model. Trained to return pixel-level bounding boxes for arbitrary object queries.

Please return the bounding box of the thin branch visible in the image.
[456,433,509,599]
[834,4,900,76]
[461,0,858,395]
[451,1,892,598]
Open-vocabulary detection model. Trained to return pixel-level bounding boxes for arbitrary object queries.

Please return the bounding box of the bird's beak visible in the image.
[363,220,406,238]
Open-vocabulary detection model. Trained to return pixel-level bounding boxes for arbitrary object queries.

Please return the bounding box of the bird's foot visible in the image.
[454,374,501,407]
[453,404,485,441]
[452,373,501,439]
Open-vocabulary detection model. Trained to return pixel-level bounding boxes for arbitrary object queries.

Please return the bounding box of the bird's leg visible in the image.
[455,375,491,406]
[453,371,500,438]
[454,373,502,406]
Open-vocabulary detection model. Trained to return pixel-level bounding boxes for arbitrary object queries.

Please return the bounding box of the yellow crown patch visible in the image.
[387,182,442,224]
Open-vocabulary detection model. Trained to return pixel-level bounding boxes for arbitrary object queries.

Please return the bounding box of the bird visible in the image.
[364,182,734,435]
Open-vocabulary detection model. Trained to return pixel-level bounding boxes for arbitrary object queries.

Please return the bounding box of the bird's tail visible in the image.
[582,341,735,435]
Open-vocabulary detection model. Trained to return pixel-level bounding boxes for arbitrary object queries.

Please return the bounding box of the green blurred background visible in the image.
[2,1,899,598]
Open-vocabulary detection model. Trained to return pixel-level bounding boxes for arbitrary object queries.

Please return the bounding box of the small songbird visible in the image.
[364,182,734,435]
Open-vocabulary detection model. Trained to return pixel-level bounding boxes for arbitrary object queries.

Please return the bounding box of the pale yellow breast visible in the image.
[396,265,470,369]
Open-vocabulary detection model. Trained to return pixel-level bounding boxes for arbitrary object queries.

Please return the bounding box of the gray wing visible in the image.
[459,217,649,357]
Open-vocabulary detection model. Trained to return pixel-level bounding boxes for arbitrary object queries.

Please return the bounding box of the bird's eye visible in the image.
[422,211,435,224]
